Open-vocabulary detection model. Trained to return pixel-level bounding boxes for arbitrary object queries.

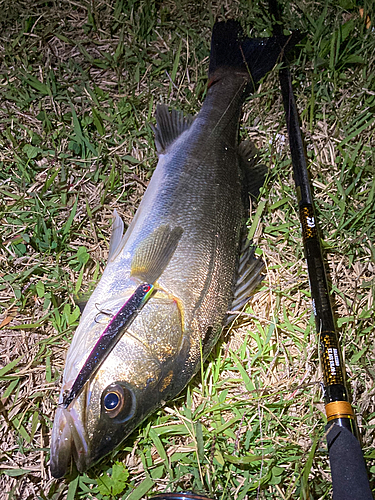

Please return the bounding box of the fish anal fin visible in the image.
[151,104,194,155]
[131,225,184,284]
[238,140,268,199]
[226,239,264,325]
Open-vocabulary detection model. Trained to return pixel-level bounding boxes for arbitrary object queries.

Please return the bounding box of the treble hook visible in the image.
[94,303,114,324]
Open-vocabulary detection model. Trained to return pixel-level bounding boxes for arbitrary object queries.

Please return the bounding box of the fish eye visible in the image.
[104,392,120,411]
[102,383,135,421]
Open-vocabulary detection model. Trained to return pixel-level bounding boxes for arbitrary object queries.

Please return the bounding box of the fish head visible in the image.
[82,351,164,470]
[50,291,189,477]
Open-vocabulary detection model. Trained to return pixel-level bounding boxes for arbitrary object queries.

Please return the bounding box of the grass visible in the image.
[0,0,374,498]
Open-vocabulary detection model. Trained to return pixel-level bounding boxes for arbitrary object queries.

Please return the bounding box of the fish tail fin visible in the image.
[209,20,299,93]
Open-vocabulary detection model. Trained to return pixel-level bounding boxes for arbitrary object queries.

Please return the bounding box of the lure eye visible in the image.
[102,383,135,421]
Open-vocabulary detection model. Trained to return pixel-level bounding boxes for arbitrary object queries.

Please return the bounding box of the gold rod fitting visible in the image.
[325,401,355,421]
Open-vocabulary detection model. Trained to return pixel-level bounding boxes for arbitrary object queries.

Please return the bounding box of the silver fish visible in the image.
[50,20,294,477]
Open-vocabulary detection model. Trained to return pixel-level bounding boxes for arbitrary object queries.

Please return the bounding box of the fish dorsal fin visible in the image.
[131,225,184,283]
[108,210,125,262]
[226,238,264,325]
[238,140,268,198]
[151,104,194,154]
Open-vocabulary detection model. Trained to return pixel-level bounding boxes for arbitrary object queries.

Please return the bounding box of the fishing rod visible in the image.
[268,1,373,498]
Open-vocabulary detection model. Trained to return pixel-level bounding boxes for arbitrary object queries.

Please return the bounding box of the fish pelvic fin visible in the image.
[131,225,184,284]
[209,20,300,93]
[151,104,194,154]
[238,140,268,199]
[226,239,264,325]
[108,209,125,261]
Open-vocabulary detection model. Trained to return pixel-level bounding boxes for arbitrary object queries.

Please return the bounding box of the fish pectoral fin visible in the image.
[151,104,194,154]
[226,239,264,325]
[238,140,268,199]
[131,225,183,284]
[108,209,125,261]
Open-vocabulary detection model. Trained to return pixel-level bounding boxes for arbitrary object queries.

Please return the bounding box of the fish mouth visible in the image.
[50,406,89,478]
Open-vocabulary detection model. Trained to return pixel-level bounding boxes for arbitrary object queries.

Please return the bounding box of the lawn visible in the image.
[0,0,374,499]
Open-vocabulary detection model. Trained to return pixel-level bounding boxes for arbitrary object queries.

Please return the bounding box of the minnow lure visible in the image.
[62,283,154,409]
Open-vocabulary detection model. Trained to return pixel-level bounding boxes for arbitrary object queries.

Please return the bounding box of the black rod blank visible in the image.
[278,64,354,429]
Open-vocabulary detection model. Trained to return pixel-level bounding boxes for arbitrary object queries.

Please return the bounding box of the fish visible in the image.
[50,20,296,478]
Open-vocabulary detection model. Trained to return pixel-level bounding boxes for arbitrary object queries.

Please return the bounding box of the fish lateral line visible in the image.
[62,283,155,409]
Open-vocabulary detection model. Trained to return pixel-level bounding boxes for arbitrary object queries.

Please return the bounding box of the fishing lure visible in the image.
[62,283,154,408]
